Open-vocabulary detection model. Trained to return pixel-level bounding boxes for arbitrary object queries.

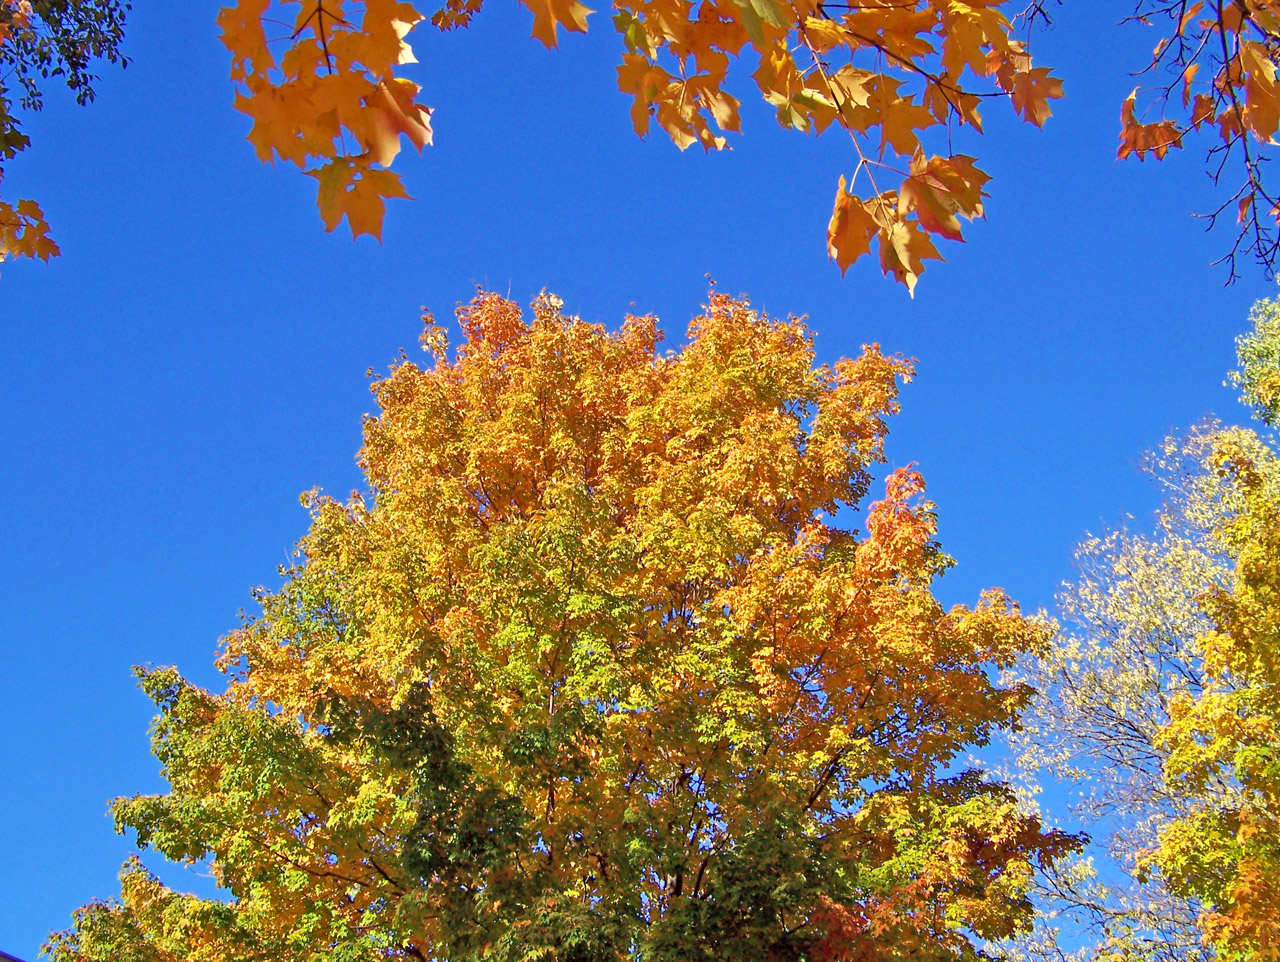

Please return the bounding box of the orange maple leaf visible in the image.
[827,176,878,274]
[519,0,591,48]
[310,159,412,239]
[1010,67,1063,128]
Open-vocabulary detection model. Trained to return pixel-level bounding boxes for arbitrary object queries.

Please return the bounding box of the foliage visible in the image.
[48,291,1076,962]
[217,0,1064,293]
[17,2,1280,286]
[1230,296,1280,426]
[1155,417,1280,959]
[208,0,1280,289]
[1007,427,1236,962]
[0,0,129,263]
[1008,297,1280,962]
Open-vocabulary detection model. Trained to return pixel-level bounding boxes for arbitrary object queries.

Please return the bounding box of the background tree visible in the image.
[1010,297,1280,962]
[46,290,1076,962]
[1155,317,1280,958]
[0,0,128,262]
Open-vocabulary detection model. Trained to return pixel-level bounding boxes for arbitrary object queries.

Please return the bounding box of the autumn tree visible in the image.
[1007,429,1234,962]
[1009,297,1280,961]
[47,291,1075,962]
[1156,318,1280,959]
[0,0,129,262]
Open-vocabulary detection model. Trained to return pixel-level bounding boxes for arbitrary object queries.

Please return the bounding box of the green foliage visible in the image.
[0,0,130,162]
[1230,296,1280,428]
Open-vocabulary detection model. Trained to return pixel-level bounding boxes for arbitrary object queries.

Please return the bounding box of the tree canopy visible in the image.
[45,291,1076,962]
[1011,297,1280,962]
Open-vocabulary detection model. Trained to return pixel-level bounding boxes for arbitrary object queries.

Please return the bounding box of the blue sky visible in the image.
[0,3,1272,956]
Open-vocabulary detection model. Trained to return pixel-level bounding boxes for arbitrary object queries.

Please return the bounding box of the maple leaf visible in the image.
[879,218,942,296]
[218,0,275,80]
[731,0,787,46]
[1240,41,1280,143]
[1118,88,1182,160]
[939,5,998,80]
[844,6,937,61]
[365,79,433,166]
[237,79,319,166]
[1190,92,1215,129]
[1181,62,1199,108]
[617,54,672,137]
[878,96,934,156]
[519,0,592,48]
[899,153,989,242]
[1010,67,1063,128]
[801,16,847,53]
[310,158,411,239]
[827,175,878,274]
[355,0,424,74]
[0,196,59,262]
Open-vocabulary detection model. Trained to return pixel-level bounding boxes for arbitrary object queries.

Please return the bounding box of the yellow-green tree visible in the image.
[47,291,1075,962]
[1157,306,1280,957]
[1010,297,1280,962]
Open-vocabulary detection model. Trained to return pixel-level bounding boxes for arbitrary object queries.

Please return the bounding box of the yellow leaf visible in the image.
[802,17,846,52]
[1182,62,1199,108]
[878,218,942,296]
[0,196,59,262]
[217,0,275,80]
[519,0,592,48]
[1010,67,1063,128]
[310,159,411,239]
[900,153,989,241]
[1241,41,1280,142]
[365,79,433,165]
[617,54,671,137]
[827,176,877,274]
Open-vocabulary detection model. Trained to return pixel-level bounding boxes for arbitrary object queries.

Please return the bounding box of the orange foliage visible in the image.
[217,0,1062,290]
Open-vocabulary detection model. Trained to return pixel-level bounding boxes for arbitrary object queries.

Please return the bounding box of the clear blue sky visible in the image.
[0,3,1271,956]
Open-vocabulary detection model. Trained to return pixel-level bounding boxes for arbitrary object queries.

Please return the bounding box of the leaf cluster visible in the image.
[217,0,1063,291]
[1102,1,1280,280]
[0,0,129,262]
